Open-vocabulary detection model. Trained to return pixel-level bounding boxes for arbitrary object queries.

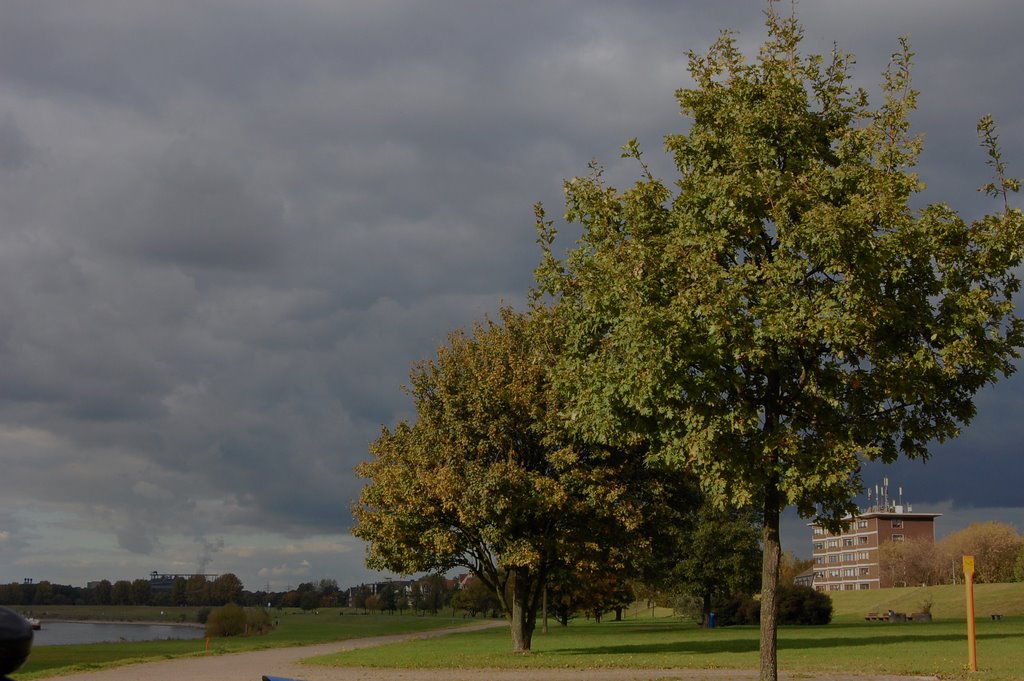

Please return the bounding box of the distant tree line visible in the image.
[0,573,248,607]
[880,521,1024,587]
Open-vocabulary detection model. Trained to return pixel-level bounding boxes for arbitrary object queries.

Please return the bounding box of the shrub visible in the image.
[205,603,246,637]
[777,586,832,625]
[196,607,211,624]
[711,586,832,626]
[714,593,759,626]
[205,604,274,637]
[246,607,273,635]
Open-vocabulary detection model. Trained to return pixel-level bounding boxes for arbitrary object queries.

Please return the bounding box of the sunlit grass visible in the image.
[14,588,1024,681]
[308,614,1024,681]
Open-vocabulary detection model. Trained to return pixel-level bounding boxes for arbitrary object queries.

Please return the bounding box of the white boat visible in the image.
[25,617,41,630]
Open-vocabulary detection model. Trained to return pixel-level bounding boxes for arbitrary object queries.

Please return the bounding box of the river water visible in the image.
[31,621,206,646]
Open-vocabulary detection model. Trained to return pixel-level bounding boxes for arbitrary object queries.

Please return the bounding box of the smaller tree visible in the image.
[663,505,761,627]
[779,552,814,587]
[318,579,340,606]
[417,574,451,615]
[170,577,188,606]
[111,580,132,606]
[377,583,398,614]
[297,583,320,611]
[93,579,112,606]
[395,588,410,614]
[130,579,151,606]
[351,585,371,612]
[185,575,210,606]
[879,537,942,587]
[354,307,668,650]
[938,522,1024,583]
[451,578,500,617]
[210,573,244,605]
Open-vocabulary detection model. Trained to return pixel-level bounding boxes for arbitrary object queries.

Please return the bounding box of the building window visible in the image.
[827,539,840,548]
[892,534,905,542]
[844,584,855,590]
[814,542,824,551]
[829,584,841,591]
[860,583,871,590]
[829,570,840,578]
[828,555,839,563]
[858,520,869,529]
[858,536,869,544]
[891,519,903,528]
[857,551,870,560]
[844,538,854,546]
[815,556,824,564]
[844,568,856,577]
[813,527,825,535]
[842,553,854,562]
[860,567,870,576]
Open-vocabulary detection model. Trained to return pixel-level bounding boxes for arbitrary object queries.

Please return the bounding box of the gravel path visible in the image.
[29,621,939,681]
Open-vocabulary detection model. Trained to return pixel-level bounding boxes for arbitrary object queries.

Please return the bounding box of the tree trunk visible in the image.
[702,592,712,628]
[508,567,536,652]
[759,489,782,681]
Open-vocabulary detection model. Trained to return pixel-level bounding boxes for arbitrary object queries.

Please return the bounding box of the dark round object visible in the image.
[0,607,33,675]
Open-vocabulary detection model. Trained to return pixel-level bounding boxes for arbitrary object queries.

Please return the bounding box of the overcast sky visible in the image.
[2,1,1023,592]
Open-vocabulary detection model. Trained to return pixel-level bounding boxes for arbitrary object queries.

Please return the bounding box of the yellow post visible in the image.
[963,555,977,672]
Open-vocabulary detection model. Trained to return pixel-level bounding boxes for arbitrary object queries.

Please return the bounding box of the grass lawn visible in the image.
[13,584,1024,680]
[14,609,476,679]
[307,614,1024,681]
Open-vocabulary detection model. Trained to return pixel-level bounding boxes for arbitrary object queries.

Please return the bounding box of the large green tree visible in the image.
[535,7,1023,680]
[353,307,667,651]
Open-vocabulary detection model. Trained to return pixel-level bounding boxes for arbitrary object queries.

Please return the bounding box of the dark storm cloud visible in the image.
[1,1,1022,587]
[95,149,288,271]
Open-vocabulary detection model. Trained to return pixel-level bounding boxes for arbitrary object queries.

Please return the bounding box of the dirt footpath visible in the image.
[30,621,939,681]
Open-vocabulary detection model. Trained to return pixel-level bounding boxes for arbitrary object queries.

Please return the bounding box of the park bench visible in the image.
[991,614,1003,621]
[864,612,888,621]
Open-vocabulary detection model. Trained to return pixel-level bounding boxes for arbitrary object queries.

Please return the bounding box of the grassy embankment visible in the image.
[13,608,476,679]
[308,583,1024,681]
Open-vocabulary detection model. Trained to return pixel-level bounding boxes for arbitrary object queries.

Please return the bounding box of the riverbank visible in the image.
[37,619,204,628]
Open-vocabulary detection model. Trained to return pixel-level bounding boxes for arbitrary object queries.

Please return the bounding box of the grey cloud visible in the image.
[0,114,36,172]
[115,521,159,555]
[1,0,1022,587]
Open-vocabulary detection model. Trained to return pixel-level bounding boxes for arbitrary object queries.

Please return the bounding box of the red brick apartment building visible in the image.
[810,498,940,591]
